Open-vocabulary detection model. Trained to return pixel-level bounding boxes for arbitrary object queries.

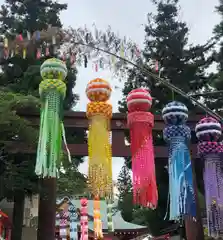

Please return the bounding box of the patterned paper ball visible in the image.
[80,198,88,207]
[40,58,67,80]
[127,88,152,112]
[162,101,188,125]
[86,78,112,102]
[195,117,222,141]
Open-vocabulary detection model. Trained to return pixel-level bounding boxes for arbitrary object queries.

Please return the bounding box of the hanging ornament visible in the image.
[70,53,76,65]
[23,48,26,59]
[35,31,41,41]
[45,46,50,56]
[127,88,158,208]
[15,45,19,55]
[4,49,8,59]
[120,43,125,58]
[162,101,196,220]
[35,58,67,177]
[52,35,56,45]
[36,48,41,59]
[59,208,69,239]
[95,62,98,72]
[27,31,31,40]
[68,202,78,240]
[86,78,113,197]
[93,196,103,239]
[10,50,14,58]
[80,198,88,240]
[195,117,223,238]
[3,38,8,48]
[84,55,88,68]
[16,34,23,41]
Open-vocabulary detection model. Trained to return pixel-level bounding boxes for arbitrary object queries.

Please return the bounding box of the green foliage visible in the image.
[117,164,134,222]
[0,0,67,34]
[118,0,213,235]
[0,0,85,201]
[57,161,87,197]
[207,0,223,111]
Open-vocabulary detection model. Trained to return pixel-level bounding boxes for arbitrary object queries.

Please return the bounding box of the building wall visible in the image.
[22,227,37,240]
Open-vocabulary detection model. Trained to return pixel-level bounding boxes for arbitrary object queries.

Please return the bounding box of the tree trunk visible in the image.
[37,178,56,240]
[11,191,25,240]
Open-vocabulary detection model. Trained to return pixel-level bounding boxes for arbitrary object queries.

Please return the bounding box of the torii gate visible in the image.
[7,110,205,240]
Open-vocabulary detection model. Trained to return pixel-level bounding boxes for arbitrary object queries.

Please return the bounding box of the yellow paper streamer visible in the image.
[88,115,112,196]
[4,38,8,48]
[93,196,103,239]
[23,48,26,59]
[86,78,113,198]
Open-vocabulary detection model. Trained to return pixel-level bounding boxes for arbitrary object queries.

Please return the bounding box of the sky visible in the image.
[57,0,220,180]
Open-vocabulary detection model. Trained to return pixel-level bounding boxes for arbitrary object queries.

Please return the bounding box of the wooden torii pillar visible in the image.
[9,111,204,240]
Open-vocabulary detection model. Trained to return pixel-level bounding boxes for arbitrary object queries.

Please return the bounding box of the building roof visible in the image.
[56,197,147,232]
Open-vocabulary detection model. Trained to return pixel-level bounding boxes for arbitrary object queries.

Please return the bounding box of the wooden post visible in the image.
[37,178,57,240]
[11,191,25,240]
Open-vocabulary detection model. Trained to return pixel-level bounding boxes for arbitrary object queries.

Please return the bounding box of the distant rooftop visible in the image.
[56,197,147,232]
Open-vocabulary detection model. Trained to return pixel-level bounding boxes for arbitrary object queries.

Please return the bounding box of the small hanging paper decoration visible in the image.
[106,197,114,232]
[80,198,88,240]
[162,101,196,220]
[127,88,158,208]
[35,58,67,177]
[59,209,69,239]
[68,203,78,240]
[195,117,223,238]
[93,196,103,239]
[86,78,113,197]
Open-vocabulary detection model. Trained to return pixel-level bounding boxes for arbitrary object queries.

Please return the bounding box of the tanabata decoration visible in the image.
[80,198,88,240]
[35,58,70,177]
[0,210,10,240]
[93,196,103,239]
[195,117,223,238]
[162,101,196,220]
[1,25,143,78]
[127,88,158,208]
[86,78,113,197]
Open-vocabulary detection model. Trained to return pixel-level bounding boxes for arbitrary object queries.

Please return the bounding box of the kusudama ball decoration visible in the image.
[86,78,112,119]
[39,58,67,99]
[162,101,191,142]
[86,78,112,102]
[195,117,222,142]
[127,88,152,112]
[162,101,188,125]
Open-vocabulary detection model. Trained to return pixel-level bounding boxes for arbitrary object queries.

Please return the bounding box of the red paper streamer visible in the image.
[127,89,158,208]
[80,198,88,240]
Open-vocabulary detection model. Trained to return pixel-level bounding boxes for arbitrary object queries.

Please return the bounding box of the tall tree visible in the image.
[208,0,223,111]
[0,1,85,239]
[117,164,134,222]
[119,0,213,235]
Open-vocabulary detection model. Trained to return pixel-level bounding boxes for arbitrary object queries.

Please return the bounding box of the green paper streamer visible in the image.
[35,58,67,178]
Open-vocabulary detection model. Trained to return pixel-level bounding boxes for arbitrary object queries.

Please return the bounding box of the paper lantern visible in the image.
[127,88,152,112]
